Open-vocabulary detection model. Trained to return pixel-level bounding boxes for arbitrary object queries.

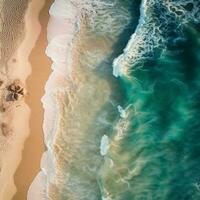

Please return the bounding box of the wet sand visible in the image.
[13,0,52,199]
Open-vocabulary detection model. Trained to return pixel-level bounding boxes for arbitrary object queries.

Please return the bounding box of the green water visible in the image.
[99,24,200,200]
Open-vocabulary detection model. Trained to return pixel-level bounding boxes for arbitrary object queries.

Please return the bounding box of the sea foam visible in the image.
[27,0,79,199]
[112,0,200,78]
[100,135,110,156]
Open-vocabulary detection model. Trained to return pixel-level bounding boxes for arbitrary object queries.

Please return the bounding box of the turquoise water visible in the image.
[100,26,200,200]
[98,1,200,199]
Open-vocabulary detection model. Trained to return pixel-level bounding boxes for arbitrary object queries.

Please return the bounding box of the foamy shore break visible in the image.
[27,0,79,199]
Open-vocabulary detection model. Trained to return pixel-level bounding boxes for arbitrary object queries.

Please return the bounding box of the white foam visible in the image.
[112,0,149,78]
[27,172,47,200]
[45,34,74,75]
[49,0,77,19]
[41,151,55,179]
[47,17,77,42]
[117,105,126,118]
[28,0,79,199]
[100,135,110,156]
[112,55,124,77]
[46,35,73,62]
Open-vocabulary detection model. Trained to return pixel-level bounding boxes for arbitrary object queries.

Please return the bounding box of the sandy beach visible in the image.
[0,0,51,199]
[12,0,52,200]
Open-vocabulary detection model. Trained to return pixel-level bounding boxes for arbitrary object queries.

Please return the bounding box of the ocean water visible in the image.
[29,0,200,199]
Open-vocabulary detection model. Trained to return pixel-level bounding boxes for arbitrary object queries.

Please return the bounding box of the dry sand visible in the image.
[13,0,52,200]
[0,0,51,199]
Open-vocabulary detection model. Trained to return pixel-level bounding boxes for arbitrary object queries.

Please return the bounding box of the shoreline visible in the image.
[13,0,52,199]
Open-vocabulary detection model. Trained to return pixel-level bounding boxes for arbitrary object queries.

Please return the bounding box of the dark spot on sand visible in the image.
[0,80,3,87]
[1,123,11,137]
[12,58,17,63]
